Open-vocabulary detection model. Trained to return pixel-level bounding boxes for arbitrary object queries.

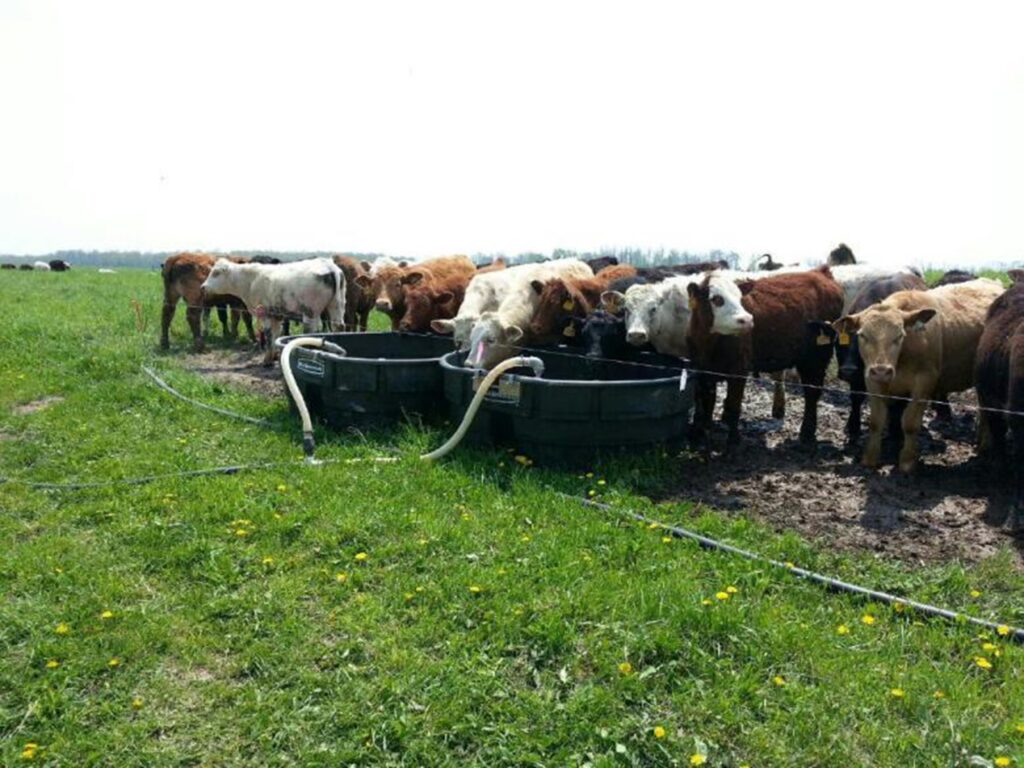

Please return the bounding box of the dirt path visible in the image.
[661,378,1023,566]
[181,348,284,399]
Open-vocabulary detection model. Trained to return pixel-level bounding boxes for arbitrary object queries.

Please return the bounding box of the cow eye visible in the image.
[711,296,724,307]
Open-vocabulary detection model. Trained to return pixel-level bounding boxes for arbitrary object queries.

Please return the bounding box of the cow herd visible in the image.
[1,259,72,271]
[153,248,1024,528]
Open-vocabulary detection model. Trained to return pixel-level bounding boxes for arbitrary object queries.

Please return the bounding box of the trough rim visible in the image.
[274,331,454,366]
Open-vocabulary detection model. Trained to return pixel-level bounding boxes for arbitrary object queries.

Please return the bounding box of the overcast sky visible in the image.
[1,1,1022,266]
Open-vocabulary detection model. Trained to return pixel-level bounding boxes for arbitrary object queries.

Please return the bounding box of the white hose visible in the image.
[280,335,543,464]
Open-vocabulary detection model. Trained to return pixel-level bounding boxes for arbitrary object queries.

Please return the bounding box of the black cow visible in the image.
[48,259,71,271]
[932,269,975,287]
[583,256,619,273]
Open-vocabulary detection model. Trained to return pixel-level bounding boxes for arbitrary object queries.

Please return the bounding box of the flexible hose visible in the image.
[419,355,544,462]
[280,336,348,462]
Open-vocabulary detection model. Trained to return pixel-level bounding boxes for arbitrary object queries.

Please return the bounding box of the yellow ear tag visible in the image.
[689,298,698,311]
[562,299,575,312]
[816,332,831,346]
[562,324,576,338]
[838,332,850,346]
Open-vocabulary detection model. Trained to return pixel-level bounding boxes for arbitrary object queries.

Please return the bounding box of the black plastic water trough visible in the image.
[441,348,694,465]
[276,332,454,428]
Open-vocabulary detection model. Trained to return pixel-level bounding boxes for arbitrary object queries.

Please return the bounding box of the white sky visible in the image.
[1,1,1022,266]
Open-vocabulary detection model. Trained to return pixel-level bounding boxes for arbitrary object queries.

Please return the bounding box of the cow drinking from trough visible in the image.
[833,278,1004,472]
[200,257,346,366]
[686,267,843,449]
[974,269,1024,531]
[527,265,638,344]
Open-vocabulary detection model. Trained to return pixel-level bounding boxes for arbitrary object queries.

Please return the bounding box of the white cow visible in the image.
[461,259,594,368]
[33,261,51,271]
[201,257,345,366]
[433,260,593,356]
[600,275,702,357]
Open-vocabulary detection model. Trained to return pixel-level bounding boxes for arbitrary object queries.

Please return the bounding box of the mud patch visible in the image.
[13,396,64,415]
[181,348,283,399]
[660,379,1023,567]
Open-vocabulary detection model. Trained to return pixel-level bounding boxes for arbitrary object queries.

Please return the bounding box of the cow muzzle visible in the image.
[868,364,895,383]
[375,299,392,313]
[626,330,648,346]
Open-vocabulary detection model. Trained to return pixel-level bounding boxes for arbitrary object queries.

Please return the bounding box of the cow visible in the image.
[359,255,475,330]
[332,256,373,331]
[810,272,928,437]
[18,264,33,271]
[686,267,844,449]
[827,243,857,266]
[460,260,594,368]
[33,261,51,271]
[600,275,701,358]
[249,255,282,265]
[160,253,257,352]
[48,259,71,271]
[974,269,1024,531]
[527,265,638,344]
[829,263,925,313]
[583,256,619,273]
[833,278,1005,472]
[578,310,655,361]
[475,257,507,271]
[200,257,346,366]
[932,269,975,287]
[1,264,15,270]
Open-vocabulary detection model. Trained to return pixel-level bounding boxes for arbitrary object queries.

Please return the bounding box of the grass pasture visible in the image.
[1,268,1023,767]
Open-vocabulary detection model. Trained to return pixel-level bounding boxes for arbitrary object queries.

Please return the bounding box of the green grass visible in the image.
[1,269,1023,767]
[924,268,1015,287]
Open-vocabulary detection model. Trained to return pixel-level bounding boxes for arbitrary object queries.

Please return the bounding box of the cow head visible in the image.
[463,312,523,369]
[400,282,455,333]
[581,310,625,358]
[370,267,406,315]
[199,258,235,296]
[809,321,863,382]
[602,284,657,347]
[834,306,936,384]
[687,273,753,335]
[431,314,481,350]
[1009,269,1024,286]
[529,278,579,341]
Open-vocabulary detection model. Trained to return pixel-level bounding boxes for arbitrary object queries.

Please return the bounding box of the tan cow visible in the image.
[357,255,476,330]
[834,278,1005,472]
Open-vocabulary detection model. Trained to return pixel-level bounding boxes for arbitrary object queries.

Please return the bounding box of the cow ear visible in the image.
[530,280,545,295]
[1008,269,1024,285]
[737,280,755,296]
[360,260,372,272]
[832,315,859,334]
[437,291,454,304]
[505,325,524,343]
[398,260,409,268]
[903,307,936,331]
[402,270,425,286]
[601,291,625,313]
[355,274,372,289]
[431,319,455,334]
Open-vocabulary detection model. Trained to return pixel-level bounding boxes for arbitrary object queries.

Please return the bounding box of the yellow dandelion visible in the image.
[21,747,37,760]
[975,656,993,670]
[662,536,672,543]
[970,589,982,598]
[1015,722,1024,734]
[893,602,905,613]
[597,479,606,486]
[585,472,594,478]
[701,599,713,606]
[234,528,248,537]
[647,522,660,529]
[354,552,368,562]
[690,754,706,766]
[997,625,1011,637]
[513,455,531,466]
[55,623,69,635]
[715,591,730,601]
[837,624,850,635]
[469,585,482,594]
[273,512,283,520]
[588,489,597,497]
[132,697,143,709]
[335,572,348,582]
[933,690,945,699]
[108,657,121,668]
[521,535,531,542]
[784,561,795,569]
[995,758,1011,767]
[618,662,633,675]
[890,688,905,699]
[772,675,786,686]
[276,484,287,492]
[101,610,114,620]
[404,592,415,602]
[652,725,666,739]
[726,586,738,594]
[982,642,998,652]
[862,615,876,626]
[54,567,63,574]
[46,660,60,669]
[418,538,429,545]
[262,556,275,566]
[415,586,425,593]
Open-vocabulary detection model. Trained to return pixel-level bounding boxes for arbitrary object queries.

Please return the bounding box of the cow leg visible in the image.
[897,393,928,474]
[263,317,281,367]
[690,376,717,452]
[770,373,785,419]
[240,308,257,344]
[201,307,212,338]
[217,304,232,338]
[187,305,205,352]
[1011,418,1024,532]
[932,394,952,422]
[862,392,888,468]
[795,361,826,445]
[722,377,746,449]
[846,371,866,438]
[160,297,177,350]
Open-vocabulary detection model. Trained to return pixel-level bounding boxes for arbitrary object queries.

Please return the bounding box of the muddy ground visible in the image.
[183,344,1022,567]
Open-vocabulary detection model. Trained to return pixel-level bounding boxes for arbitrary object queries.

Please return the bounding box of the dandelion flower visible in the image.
[862,615,876,626]
[772,675,786,686]
[46,660,60,669]
[404,592,415,602]
[662,536,672,543]
[132,697,143,709]
[975,656,993,670]
[970,589,982,598]
[690,754,706,765]
[652,725,666,739]
[55,623,70,635]
[933,690,945,699]
[890,688,905,698]
[101,610,114,620]
[418,538,429,546]
[335,572,348,583]
[354,552,368,562]
[784,561,795,569]
[726,586,738,594]
[837,624,850,635]
[262,556,275,566]
[588,489,597,497]
[997,625,1011,637]
[234,528,248,537]
[469,585,482,594]
[618,662,633,675]
[715,591,730,601]
[648,522,660,529]
[276,484,287,492]
[108,657,121,668]
[701,599,713,606]
[597,479,606,486]
[521,535,531,542]
[513,455,531,466]
[21,745,37,760]
[415,586,425,593]
[893,602,905,613]
[994,758,1011,767]
[1015,722,1024,734]
[982,642,997,652]
[585,472,594,479]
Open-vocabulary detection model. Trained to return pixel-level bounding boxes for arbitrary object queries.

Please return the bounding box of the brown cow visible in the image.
[974,269,1024,530]
[160,253,255,351]
[686,267,843,449]
[527,264,638,343]
[332,256,373,331]
[834,278,1004,472]
[359,255,476,330]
